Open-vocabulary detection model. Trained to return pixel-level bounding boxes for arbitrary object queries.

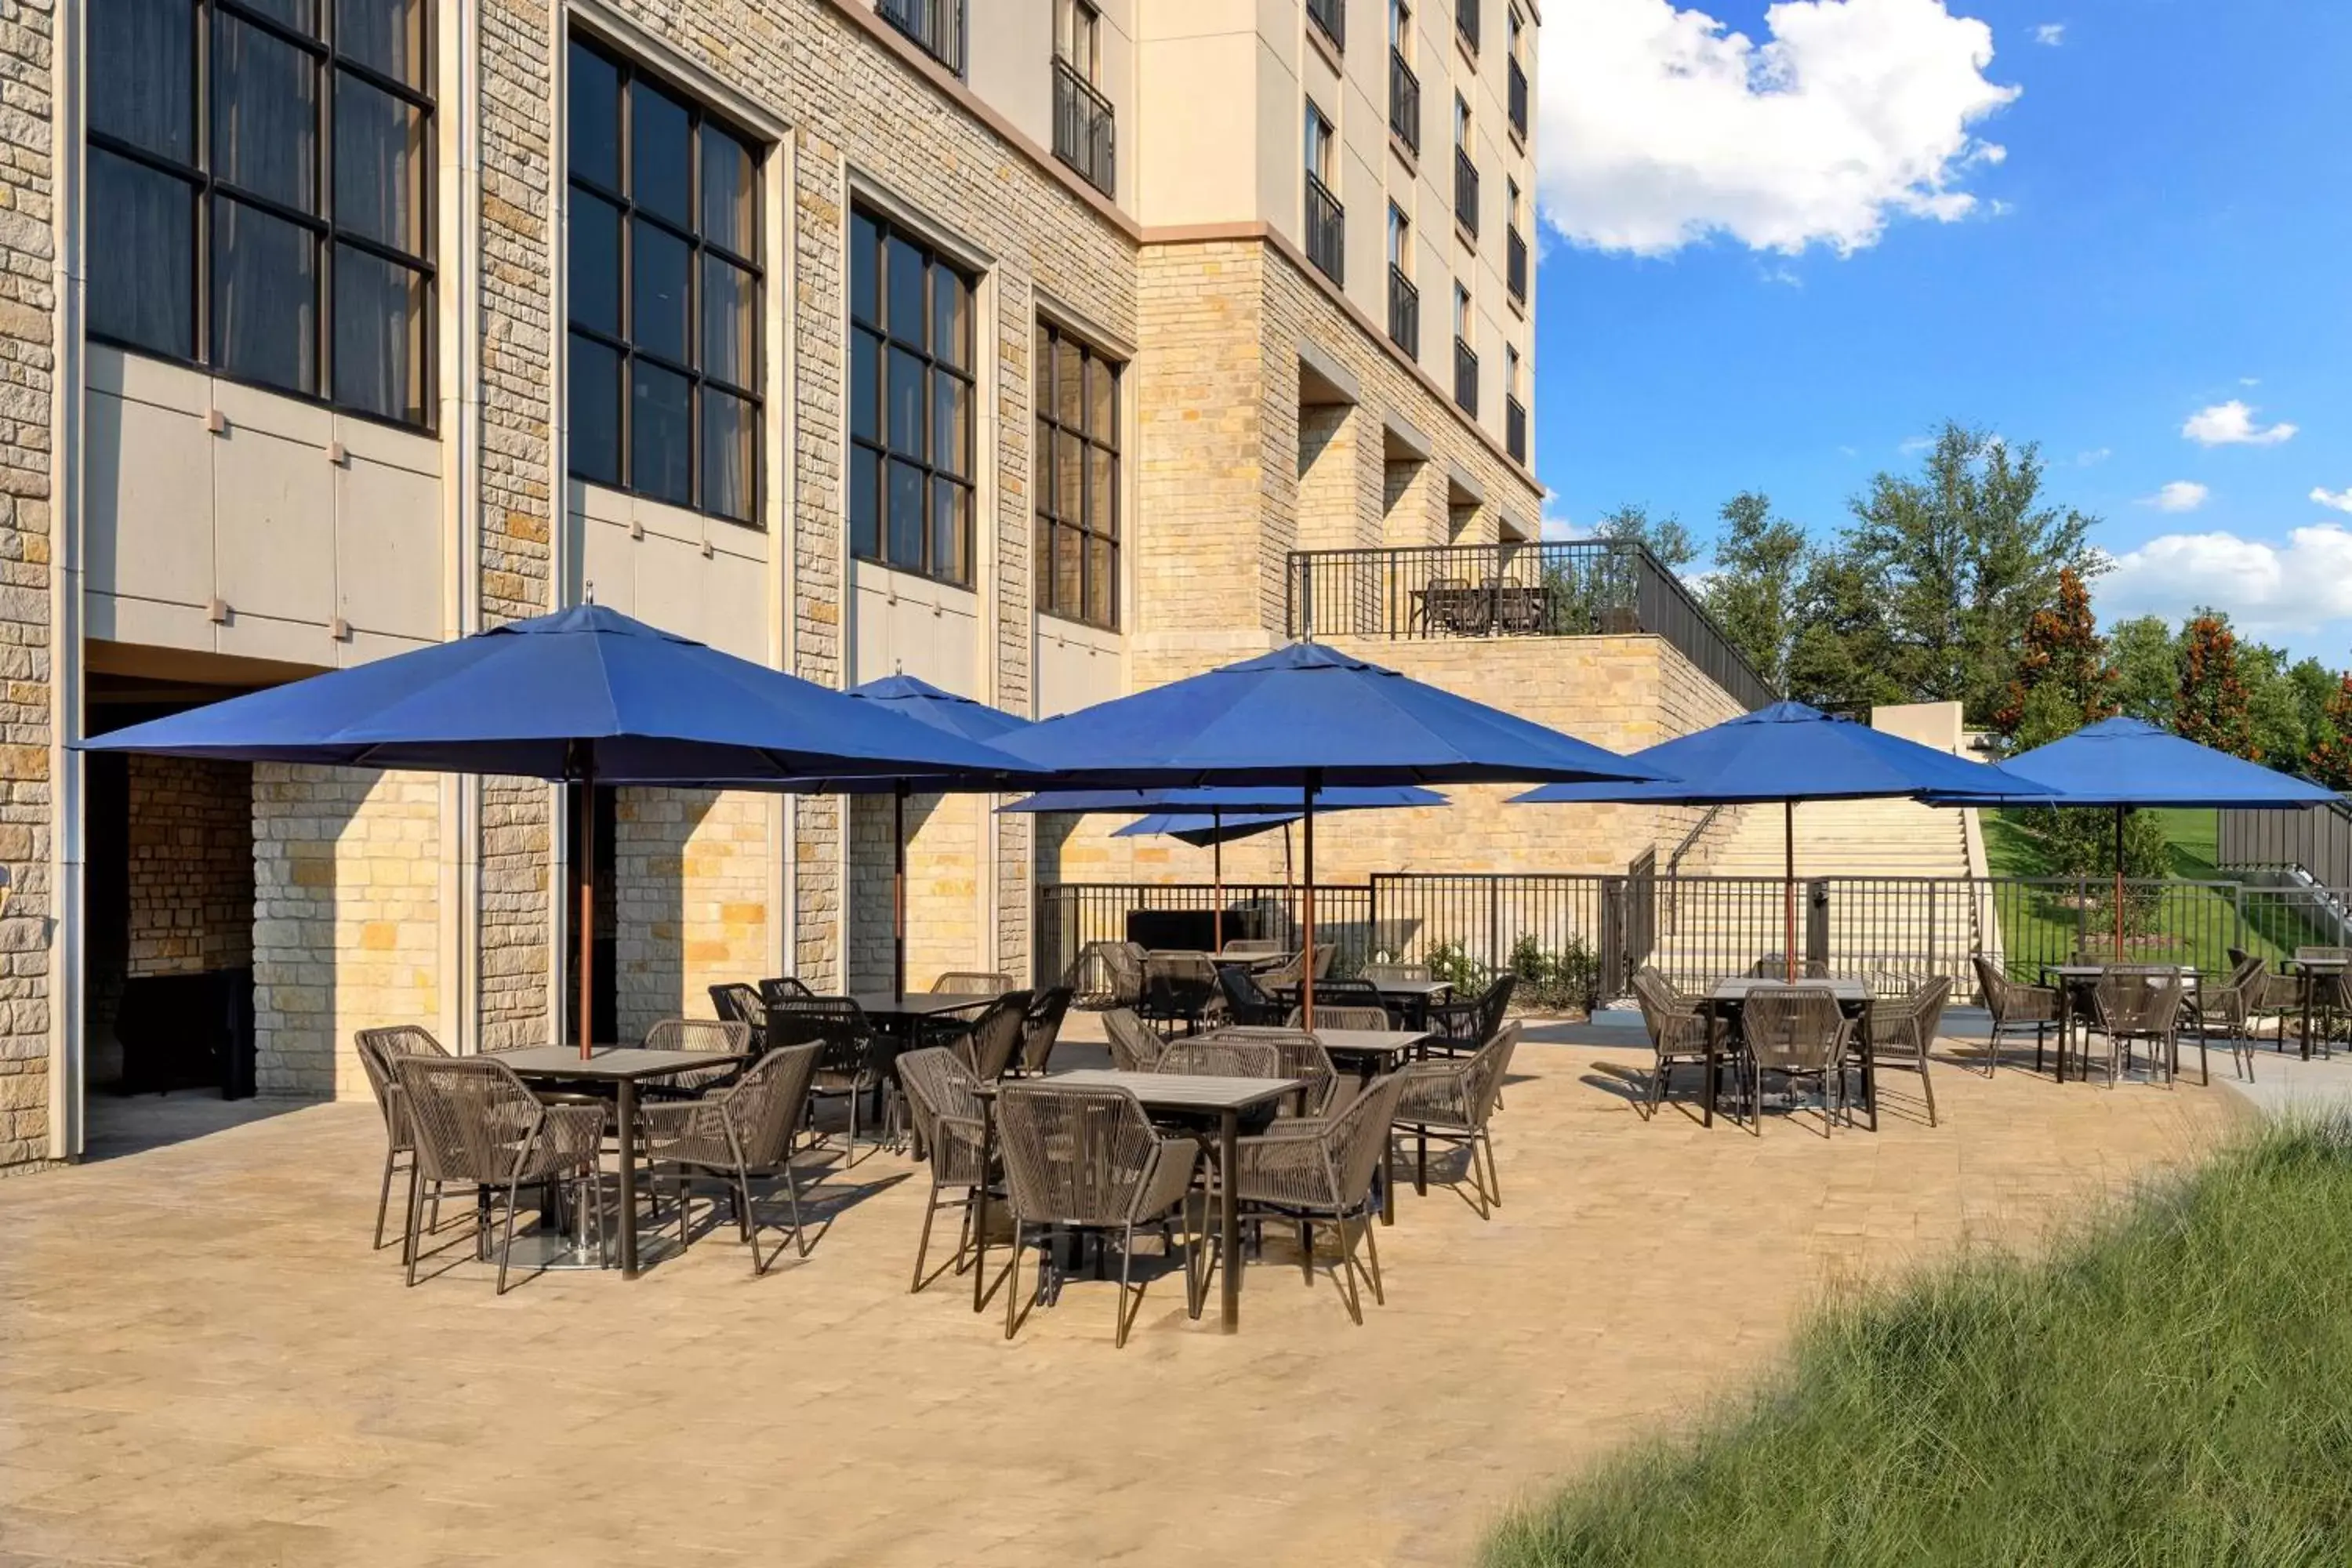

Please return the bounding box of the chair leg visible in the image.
[1179,1210,1201,1318]
[493,1183,521,1295]
[1918,1054,1938,1128]
[913,1185,942,1290]
[374,1144,399,1250]
[1298,1221,1315,1284]
[1334,1218,1363,1326]
[1114,1223,1138,1348]
[1360,1209,1385,1304]
[402,1171,426,1287]
[1480,1127,1501,1208]
[781,1154,809,1259]
[1003,1221,1025,1341]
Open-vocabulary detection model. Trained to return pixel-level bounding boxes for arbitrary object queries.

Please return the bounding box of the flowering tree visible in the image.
[2174,613,2256,760]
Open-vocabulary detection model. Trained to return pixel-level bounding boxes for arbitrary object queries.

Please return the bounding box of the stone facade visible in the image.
[612,787,770,1041]
[124,756,252,978]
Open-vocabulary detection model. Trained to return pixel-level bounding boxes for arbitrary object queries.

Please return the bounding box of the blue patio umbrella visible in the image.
[1005,783,1449,950]
[82,606,1045,1055]
[1959,716,2339,960]
[1512,701,2029,981]
[992,642,1665,1018]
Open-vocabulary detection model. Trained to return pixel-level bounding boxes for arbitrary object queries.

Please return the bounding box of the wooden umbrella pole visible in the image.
[1784,800,1798,984]
[577,750,596,1061]
[1301,775,1320,1029]
[893,780,909,999]
[1212,810,1224,955]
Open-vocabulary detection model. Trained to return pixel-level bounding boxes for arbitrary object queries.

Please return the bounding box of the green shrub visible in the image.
[1507,933,1602,1013]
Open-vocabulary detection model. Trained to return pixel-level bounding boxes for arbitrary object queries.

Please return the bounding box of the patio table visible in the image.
[2279,957,2346,1062]
[846,990,1001,1031]
[1272,978,1454,1029]
[2039,965,2201,1082]
[495,1044,747,1279]
[1700,978,1875,1131]
[971,1069,1302,1333]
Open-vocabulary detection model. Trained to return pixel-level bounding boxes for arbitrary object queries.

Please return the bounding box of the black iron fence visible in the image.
[1305,172,1345,285]
[1034,883,1377,989]
[1051,58,1116,195]
[877,0,963,72]
[1508,56,1528,138]
[1283,539,1780,713]
[1454,148,1479,237]
[1389,48,1421,152]
[1388,265,1419,357]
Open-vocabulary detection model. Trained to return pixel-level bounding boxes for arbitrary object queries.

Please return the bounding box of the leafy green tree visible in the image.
[1704,491,1808,695]
[2107,615,2180,726]
[2307,674,2352,791]
[2287,657,2338,760]
[1592,503,1698,573]
[1784,548,1906,712]
[1993,565,2115,746]
[2241,642,2313,771]
[2175,612,2256,759]
[1839,423,2102,720]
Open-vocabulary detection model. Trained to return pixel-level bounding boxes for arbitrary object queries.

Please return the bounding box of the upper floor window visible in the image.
[1035,321,1122,630]
[88,0,436,427]
[1303,101,1343,285]
[1388,203,1411,274]
[1305,100,1336,184]
[1391,0,1413,56]
[1052,0,1115,195]
[1056,0,1100,82]
[849,207,976,587]
[878,0,966,76]
[567,39,763,524]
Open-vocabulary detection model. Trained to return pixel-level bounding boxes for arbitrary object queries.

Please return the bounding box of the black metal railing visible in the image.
[1305,172,1345,285]
[1284,539,1778,710]
[1453,336,1477,414]
[1308,0,1345,49]
[1387,265,1419,355]
[877,0,964,73]
[1508,56,1528,138]
[1035,882,1376,989]
[1457,0,1479,53]
[1507,225,1527,303]
[1389,47,1421,152]
[1052,57,1116,195]
[1454,148,1479,237]
[1505,395,1526,463]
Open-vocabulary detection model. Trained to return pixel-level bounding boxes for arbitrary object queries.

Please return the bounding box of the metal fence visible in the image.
[1033,883,1376,989]
[1283,539,1777,713]
[2220,801,2352,888]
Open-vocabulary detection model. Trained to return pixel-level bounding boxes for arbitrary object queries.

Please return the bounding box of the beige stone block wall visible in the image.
[848,792,989,991]
[252,765,441,1100]
[612,788,770,1040]
[125,755,253,978]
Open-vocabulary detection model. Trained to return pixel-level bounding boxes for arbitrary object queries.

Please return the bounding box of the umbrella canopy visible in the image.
[1512,702,2027,982]
[1003,784,1450,815]
[1113,811,1303,849]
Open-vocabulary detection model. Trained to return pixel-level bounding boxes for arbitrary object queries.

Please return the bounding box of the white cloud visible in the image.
[2313,486,2352,514]
[1535,0,2022,257]
[2140,481,2209,513]
[2033,22,2064,45]
[1898,434,1934,455]
[2098,525,2352,637]
[2075,447,2112,466]
[1541,510,1591,541]
[2182,400,2297,448]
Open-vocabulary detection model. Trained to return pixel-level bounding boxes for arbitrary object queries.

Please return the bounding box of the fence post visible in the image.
[2230,881,2244,957]
[1486,878,1501,982]
[1600,877,1625,997]
[1806,880,1830,973]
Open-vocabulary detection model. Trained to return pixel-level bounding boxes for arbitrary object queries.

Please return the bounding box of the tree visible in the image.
[2242,642,2312,771]
[1704,491,1808,695]
[2307,674,2352,791]
[1592,503,1697,573]
[1992,565,2115,747]
[2107,615,2179,726]
[1838,423,2102,720]
[2174,612,2256,759]
[1784,547,1906,712]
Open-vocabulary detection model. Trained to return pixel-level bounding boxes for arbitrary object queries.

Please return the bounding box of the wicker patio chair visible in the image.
[1104,1007,1167,1073]
[1392,1022,1519,1214]
[1218,965,1287,1026]
[1202,1025,1340,1116]
[2181,954,2278,1083]
[1751,955,1831,979]
[1229,1072,1410,1324]
[1738,986,1852,1138]
[1284,1004,1392,1033]
[354,1025,448,1250]
[639,1042,823,1274]
[895,1046,996,1292]
[1359,961,1431,985]
[1155,1038,1283,1079]
[1220,937,1285,960]
[1015,985,1075,1076]
[1140,953,1225,1035]
[1864,976,1951,1127]
[924,990,1035,1082]
[933,970,1013,994]
[1428,975,1515,1057]
[708,982,767,1032]
[641,1017,753,1100]
[1972,955,2061,1078]
[1629,966,1714,1120]
[393,1055,606,1293]
[2091,971,2185,1087]
[1305,976,1387,1014]
[996,1084,1201,1347]
[757,975,815,1006]
[768,996,887,1166]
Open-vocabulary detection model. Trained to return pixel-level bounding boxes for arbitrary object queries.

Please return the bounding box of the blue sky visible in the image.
[1530,0,2352,659]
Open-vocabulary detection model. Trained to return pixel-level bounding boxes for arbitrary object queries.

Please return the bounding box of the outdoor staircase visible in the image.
[1693,797,1976,880]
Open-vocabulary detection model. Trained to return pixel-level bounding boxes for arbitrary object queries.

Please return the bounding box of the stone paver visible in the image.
[0,1023,2244,1567]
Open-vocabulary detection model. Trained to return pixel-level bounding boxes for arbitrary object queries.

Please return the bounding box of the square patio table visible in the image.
[1700,979,1875,1131]
[971,1069,1301,1333]
[846,991,1001,1029]
[2039,965,2201,1081]
[1274,978,1455,1030]
[495,1045,748,1279]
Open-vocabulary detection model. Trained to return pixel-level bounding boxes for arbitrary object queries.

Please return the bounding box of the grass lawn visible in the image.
[1483,1118,2352,1567]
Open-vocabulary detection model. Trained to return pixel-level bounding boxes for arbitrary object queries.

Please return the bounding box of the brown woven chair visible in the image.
[1393,1022,1518,1214]
[933,970,1012,994]
[1217,965,1286,1026]
[1630,966,1713,1120]
[2183,955,2285,1082]
[1140,953,1225,1035]
[1865,976,1950,1127]
[895,1046,995,1293]
[1360,961,1430,985]
[1016,985,1076,1076]
[1283,1003,1392,1033]
[641,1017,752,1100]
[1738,986,1852,1138]
[1103,1007,1167,1073]
[757,975,815,1007]
[1972,954,2060,1077]
[354,1025,448,1250]
[1200,1025,1340,1116]
[996,1083,1201,1347]
[1219,937,1285,960]
[1229,1072,1410,1324]
[768,996,886,1166]
[393,1055,606,1293]
[2090,971,2185,1087]
[639,1042,822,1273]
[924,989,1034,1082]
[1428,975,1514,1056]
[1155,1038,1283,1078]
[708,982,766,1029]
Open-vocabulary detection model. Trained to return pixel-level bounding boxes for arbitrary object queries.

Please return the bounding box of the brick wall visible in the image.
[125,756,252,978]
[847,790,990,991]
[612,788,770,1040]
[252,765,441,1099]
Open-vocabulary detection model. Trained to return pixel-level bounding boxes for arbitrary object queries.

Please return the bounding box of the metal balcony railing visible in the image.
[1388,48,1420,153]
[1283,540,1778,710]
[877,0,964,74]
[1308,0,1345,50]
[1052,57,1116,195]
[1508,56,1528,139]
[1453,335,1477,414]
[1506,395,1526,463]
[1507,225,1527,303]
[1456,0,1479,53]
[1388,266,1419,356]
[1305,172,1345,285]
[1454,149,1479,238]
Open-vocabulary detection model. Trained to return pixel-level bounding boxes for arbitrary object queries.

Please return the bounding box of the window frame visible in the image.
[86,0,440,430]
[847,203,979,589]
[564,35,767,526]
[1033,318,1123,631]
[1056,0,1101,84]
[1305,99,1336,183]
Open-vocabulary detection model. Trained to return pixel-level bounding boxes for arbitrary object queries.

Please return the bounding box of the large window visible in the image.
[567,40,762,524]
[1033,321,1120,629]
[88,0,435,426]
[849,207,976,586]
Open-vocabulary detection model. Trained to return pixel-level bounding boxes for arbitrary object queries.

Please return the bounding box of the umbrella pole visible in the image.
[1784,800,1797,984]
[1302,774,1320,1029]
[2113,804,2125,962]
[894,780,909,998]
[1212,810,1224,955]
[577,754,596,1062]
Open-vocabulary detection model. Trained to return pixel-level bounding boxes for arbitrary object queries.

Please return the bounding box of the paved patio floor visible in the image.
[0,1020,2245,1567]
